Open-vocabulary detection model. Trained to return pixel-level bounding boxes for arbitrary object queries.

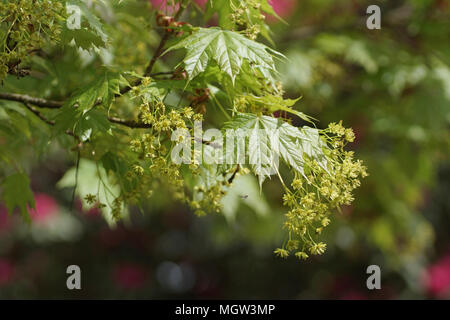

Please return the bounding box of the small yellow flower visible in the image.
[129,139,141,152]
[321,218,331,227]
[182,107,194,119]
[274,248,289,258]
[141,113,154,124]
[132,165,145,176]
[141,77,151,86]
[282,193,296,207]
[291,178,303,190]
[345,128,355,142]
[193,113,203,121]
[286,240,299,251]
[295,252,309,260]
[194,210,206,217]
[309,242,327,255]
[84,194,97,205]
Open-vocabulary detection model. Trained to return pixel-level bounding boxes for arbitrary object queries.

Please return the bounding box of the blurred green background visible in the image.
[0,0,449,299]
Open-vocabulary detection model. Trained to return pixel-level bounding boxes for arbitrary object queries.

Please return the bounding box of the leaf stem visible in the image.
[211,92,231,120]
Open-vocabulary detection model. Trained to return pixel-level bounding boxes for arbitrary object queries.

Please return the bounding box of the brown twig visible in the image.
[149,71,175,77]
[22,102,78,139]
[107,116,152,129]
[119,2,187,95]
[23,102,55,125]
[0,93,152,129]
[0,92,63,108]
[227,165,240,184]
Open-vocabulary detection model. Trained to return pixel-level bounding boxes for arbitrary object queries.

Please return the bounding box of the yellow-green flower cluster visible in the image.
[127,131,187,207]
[278,122,368,260]
[137,97,201,133]
[190,183,226,216]
[122,85,212,211]
[229,0,266,40]
[137,101,180,132]
[0,0,64,79]
[83,193,123,221]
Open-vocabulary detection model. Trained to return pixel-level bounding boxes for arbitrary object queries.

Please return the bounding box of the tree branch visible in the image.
[149,71,175,77]
[227,164,240,184]
[23,102,55,125]
[0,92,63,108]
[0,92,151,130]
[22,102,78,139]
[119,2,187,95]
[107,116,152,129]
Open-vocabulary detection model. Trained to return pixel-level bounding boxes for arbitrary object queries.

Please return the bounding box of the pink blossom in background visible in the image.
[0,259,14,286]
[30,193,59,223]
[85,207,102,217]
[1,193,59,227]
[424,253,450,298]
[75,198,102,218]
[268,0,297,19]
[113,263,149,290]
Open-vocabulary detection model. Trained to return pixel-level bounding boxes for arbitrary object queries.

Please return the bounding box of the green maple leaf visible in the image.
[53,72,127,138]
[239,94,317,123]
[164,28,283,84]
[204,0,233,29]
[1,173,35,222]
[61,28,106,50]
[61,0,108,49]
[223,113,329,186]
[65,72,127,111]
